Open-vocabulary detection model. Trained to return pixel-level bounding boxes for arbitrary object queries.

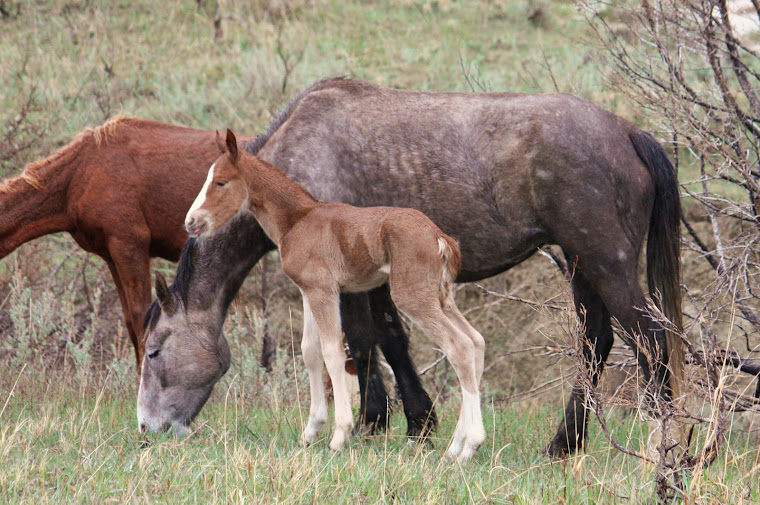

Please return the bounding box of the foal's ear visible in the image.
[215,130,225,154]
[155,272,176,316]
[225,129,239,164]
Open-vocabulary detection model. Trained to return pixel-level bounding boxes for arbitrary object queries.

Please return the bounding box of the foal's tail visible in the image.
[629,130,684,401]
[436,233,461,306]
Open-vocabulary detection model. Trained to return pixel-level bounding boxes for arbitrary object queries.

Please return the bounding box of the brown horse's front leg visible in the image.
[106,238,152,384]
[306,289,353,451]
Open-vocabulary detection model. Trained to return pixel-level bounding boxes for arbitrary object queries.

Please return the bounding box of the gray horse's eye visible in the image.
[148,349,160,359]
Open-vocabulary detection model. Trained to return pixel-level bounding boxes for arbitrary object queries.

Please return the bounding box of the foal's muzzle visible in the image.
[185,211,209,237]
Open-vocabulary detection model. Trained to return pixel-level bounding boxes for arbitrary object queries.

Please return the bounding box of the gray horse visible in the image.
[138,77,683,457]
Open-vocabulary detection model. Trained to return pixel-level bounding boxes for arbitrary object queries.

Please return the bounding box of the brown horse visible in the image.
[178,130,486,459]
[0,117,252,372]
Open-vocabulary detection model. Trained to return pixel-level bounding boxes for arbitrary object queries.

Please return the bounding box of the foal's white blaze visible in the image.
[186,163,215,223]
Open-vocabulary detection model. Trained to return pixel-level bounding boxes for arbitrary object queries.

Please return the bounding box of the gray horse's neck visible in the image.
[186,211,274,317]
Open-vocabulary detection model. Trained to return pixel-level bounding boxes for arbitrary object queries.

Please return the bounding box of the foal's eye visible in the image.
[216,182,226,188]
[148,349,160,359]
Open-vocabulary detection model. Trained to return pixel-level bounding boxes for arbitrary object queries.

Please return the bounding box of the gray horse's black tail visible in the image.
[629,130,684,400]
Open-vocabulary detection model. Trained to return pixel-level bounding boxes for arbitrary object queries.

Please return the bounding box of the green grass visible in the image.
[0,354,760,504]
[2,367,760,504]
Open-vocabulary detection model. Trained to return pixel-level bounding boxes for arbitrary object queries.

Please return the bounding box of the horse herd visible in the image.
[1,77,684,461]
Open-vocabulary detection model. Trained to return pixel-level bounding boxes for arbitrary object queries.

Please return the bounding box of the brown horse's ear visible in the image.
[155,272,176,316]
[215,130,225,154]
[226,129,239,163]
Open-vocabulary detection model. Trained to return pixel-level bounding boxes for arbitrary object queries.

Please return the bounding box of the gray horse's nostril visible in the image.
[139,422,146,433]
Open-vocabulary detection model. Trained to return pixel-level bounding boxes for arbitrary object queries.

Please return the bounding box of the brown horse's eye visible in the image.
[148,349,160,359]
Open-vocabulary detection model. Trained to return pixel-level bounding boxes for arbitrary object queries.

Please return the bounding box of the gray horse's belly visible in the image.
[453,223,549,281]
[292,177,547,281]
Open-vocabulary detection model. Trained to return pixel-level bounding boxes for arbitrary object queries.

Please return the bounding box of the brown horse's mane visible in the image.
[246,76,350,156]
[0,114,132,194]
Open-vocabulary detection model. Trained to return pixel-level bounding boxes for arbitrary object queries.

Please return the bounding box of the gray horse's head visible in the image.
[137,272,230,435]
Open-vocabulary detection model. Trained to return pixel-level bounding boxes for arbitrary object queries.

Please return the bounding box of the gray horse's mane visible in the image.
[245,76,350,155]
[143,236,197,332]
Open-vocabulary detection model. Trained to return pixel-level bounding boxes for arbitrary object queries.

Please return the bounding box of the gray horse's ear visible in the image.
[215,130,225,154]
[155,272,176,316]
[226,129,239,163]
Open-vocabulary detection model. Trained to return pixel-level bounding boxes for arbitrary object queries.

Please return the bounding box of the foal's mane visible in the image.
[245,77,350,156]
[144,236,197,332]
[0,115,131,194]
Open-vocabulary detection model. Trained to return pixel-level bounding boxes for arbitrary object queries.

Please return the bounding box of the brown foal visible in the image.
[186,130,486,460]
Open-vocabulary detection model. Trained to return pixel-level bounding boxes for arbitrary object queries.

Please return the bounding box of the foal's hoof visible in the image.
[456,445,479,462]
[445,435,465,460]
[328,432,348,452]
[301,429,319,447]
[444,443,478,462]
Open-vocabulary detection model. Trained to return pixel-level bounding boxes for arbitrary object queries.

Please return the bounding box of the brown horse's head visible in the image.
[185,129,248,238]
[136,271,231,435]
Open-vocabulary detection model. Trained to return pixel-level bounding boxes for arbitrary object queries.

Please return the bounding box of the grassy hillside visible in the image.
[1,0,609,168]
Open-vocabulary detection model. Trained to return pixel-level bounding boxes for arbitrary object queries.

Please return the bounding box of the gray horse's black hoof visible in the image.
[545,431,583,459]
[405,408,437,442]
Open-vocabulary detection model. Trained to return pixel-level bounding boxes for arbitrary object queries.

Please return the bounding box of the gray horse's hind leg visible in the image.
[342,287,438,440]
[547,269,614,457]
[340,292,390,434]
[546,243,673,457]
[368,284,437,440]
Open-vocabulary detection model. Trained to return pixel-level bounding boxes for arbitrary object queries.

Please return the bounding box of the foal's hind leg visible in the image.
[546,270,614,457]
[441,295,486,386]
[417,313,484,461]
[368,284,437,440]
[394,292,484,460]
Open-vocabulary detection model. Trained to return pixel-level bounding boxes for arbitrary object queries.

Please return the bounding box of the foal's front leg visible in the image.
[306,289,354,452]
[300,295,328,446]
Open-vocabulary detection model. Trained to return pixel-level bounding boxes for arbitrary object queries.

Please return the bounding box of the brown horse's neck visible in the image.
[0,169,73,258]
[241,156,317,246]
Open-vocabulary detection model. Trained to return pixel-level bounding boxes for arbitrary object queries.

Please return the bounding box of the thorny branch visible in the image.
[578,0,760,497]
